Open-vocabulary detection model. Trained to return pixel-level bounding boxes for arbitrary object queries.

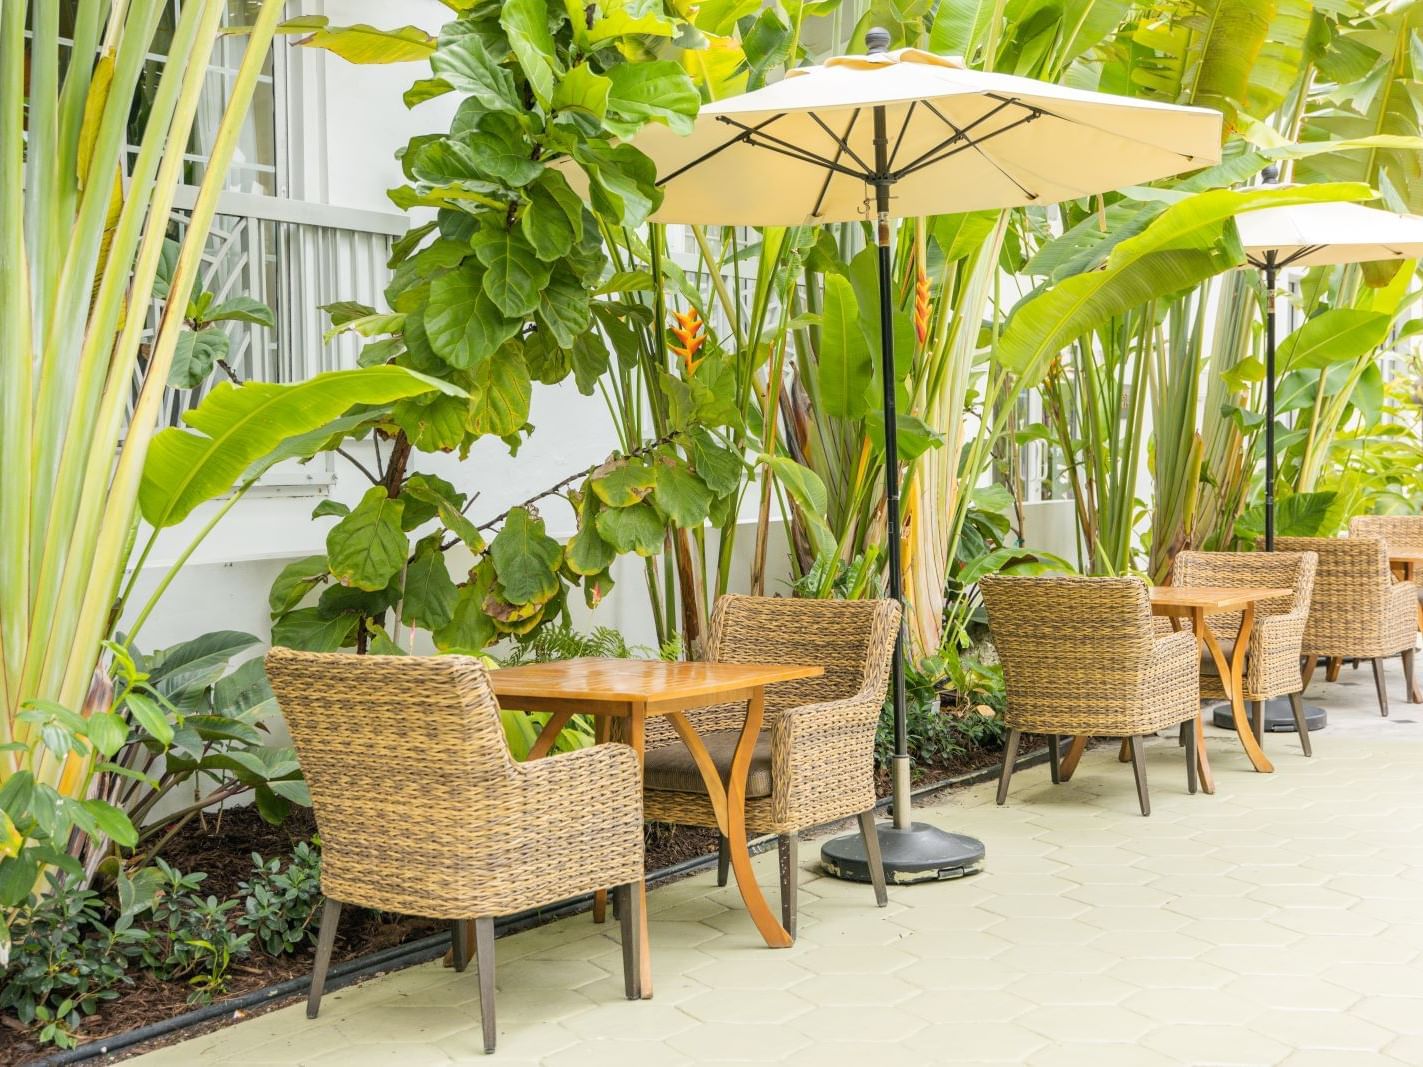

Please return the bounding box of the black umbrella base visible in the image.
[820,822,985,885]
[1211,698,1327,733]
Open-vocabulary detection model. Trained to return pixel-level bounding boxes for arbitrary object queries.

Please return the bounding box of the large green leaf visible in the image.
[468,345,533,437]
[595,502,666,556]
[535,266,592,347]
[553,63,612,121]
[168,327,229,389]
[501,0,558,107]
[566,514,616,576]
[460,115,544,187]
[652,460,712,528]
[761,454,836,560]
[326,487,409,592]
[521,172,584,261]
[1277,308,1394,372]
[605,61,699,137]
[271,608,354,652]
[426,262,521,368]
[269,555,329,616]
[296,23,435,63]
[995,183,1374,387]
[140,367,458,528]
[472,227,550,317]
[429,31,520,114]
[591,459,656,506]
[402,536,459,630]
[816,273,872,419]
[490,507,563,604]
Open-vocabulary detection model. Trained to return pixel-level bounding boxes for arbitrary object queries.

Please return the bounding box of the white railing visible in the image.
[153,188,406,432]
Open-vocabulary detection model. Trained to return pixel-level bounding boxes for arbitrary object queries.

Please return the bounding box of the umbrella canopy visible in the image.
[1238,201,1423,268]
[631,48,1222,226]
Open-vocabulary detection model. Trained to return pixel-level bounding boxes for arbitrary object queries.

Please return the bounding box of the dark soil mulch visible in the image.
[1,737,1029,1065]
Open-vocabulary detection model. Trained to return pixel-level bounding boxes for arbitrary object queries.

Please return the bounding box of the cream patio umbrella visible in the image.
[1218,196,1423,735]
[589,28,1222,883]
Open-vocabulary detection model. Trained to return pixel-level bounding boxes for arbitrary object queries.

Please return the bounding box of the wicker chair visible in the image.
[1350,515,1423,618]
[1171,550,1318,755]
[1275,537,1419,717]
[638,595,900,939]
[981,576,1200,816]
[265,649,645,1054]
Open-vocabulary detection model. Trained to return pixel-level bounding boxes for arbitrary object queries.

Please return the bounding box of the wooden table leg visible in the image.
[1199,605,1273,774]
[1060,736,1088,782]
[726,690,793,948]
[1193,711,1214,795]
[526,710,575,762]
[624,709,653,997]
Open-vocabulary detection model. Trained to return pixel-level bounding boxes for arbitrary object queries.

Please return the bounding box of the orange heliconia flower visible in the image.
[914,267,931,345]
[670,307,706,373]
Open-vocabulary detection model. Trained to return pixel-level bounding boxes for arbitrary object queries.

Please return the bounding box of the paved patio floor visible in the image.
[134,659,1423,1066]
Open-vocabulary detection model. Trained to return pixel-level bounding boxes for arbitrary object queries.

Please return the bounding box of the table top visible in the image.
[1150,586,1294,614]
[489,658,823,707]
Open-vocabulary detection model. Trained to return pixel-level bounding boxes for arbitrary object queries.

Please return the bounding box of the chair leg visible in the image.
[1300,654,1318,693]
[1047,735,1061,784]
[1403,648,1417,704]
[451,920,470,973]
[1249,700,1264,746]
[1288,691,1312,757]
[1184,722,1198,795]
[1128,736,1151,817]
[1178,721,1188,747]
[997,729,1021,806]
[614,882,641,1000]
[777,834,798,939]
[857,808,888,908]
[474,917,496,1054]
[1117,738,1131,763]
[716,834,730,888]
[1326,656,1343,682]
[1372,657,1390,717]
[307,898,341,1019]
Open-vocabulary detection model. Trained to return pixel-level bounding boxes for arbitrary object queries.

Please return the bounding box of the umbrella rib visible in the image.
[894,111,1042,199]
[887,101,917,172]
[807,109,872,175]
[811,109,862,220]
[894,99,1018,176]
[717,117,871,181]
[1277,245,1324,268]
[657,114,789,186]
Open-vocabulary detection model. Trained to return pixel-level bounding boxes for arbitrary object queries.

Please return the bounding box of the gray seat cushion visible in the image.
[1201,638,1237,676]
[642,730,774,798]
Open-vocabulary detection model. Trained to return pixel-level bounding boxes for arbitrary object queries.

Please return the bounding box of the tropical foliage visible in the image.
[0,1,454,965]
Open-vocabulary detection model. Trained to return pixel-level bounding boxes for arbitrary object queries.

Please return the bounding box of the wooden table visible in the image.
[1150,586,1294,782]
[490,658,823,998]
[1389,552,1423,701]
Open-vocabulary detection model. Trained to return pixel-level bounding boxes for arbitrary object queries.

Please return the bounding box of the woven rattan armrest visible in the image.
[513,743,644,890]
[1389,580,1419,618]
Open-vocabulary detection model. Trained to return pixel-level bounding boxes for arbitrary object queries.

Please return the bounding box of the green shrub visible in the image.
[0,875,143,1049]
[238,842,323,957]
[876,651,1007,769]
[136,861,252,1002]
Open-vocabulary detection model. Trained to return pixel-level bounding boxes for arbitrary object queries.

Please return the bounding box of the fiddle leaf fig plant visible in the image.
[272,0,749,655]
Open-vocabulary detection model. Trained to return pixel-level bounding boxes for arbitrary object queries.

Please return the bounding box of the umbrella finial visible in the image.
[865,26,890,54]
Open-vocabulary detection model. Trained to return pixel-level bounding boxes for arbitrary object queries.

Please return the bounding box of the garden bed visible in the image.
[2,733,1040,1066]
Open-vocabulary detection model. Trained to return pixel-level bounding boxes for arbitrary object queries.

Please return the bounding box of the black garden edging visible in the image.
[41,744,1049,1065]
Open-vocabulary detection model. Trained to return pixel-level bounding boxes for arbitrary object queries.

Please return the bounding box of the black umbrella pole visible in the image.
[1264,260,1277,552]
[820,97,985,886]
